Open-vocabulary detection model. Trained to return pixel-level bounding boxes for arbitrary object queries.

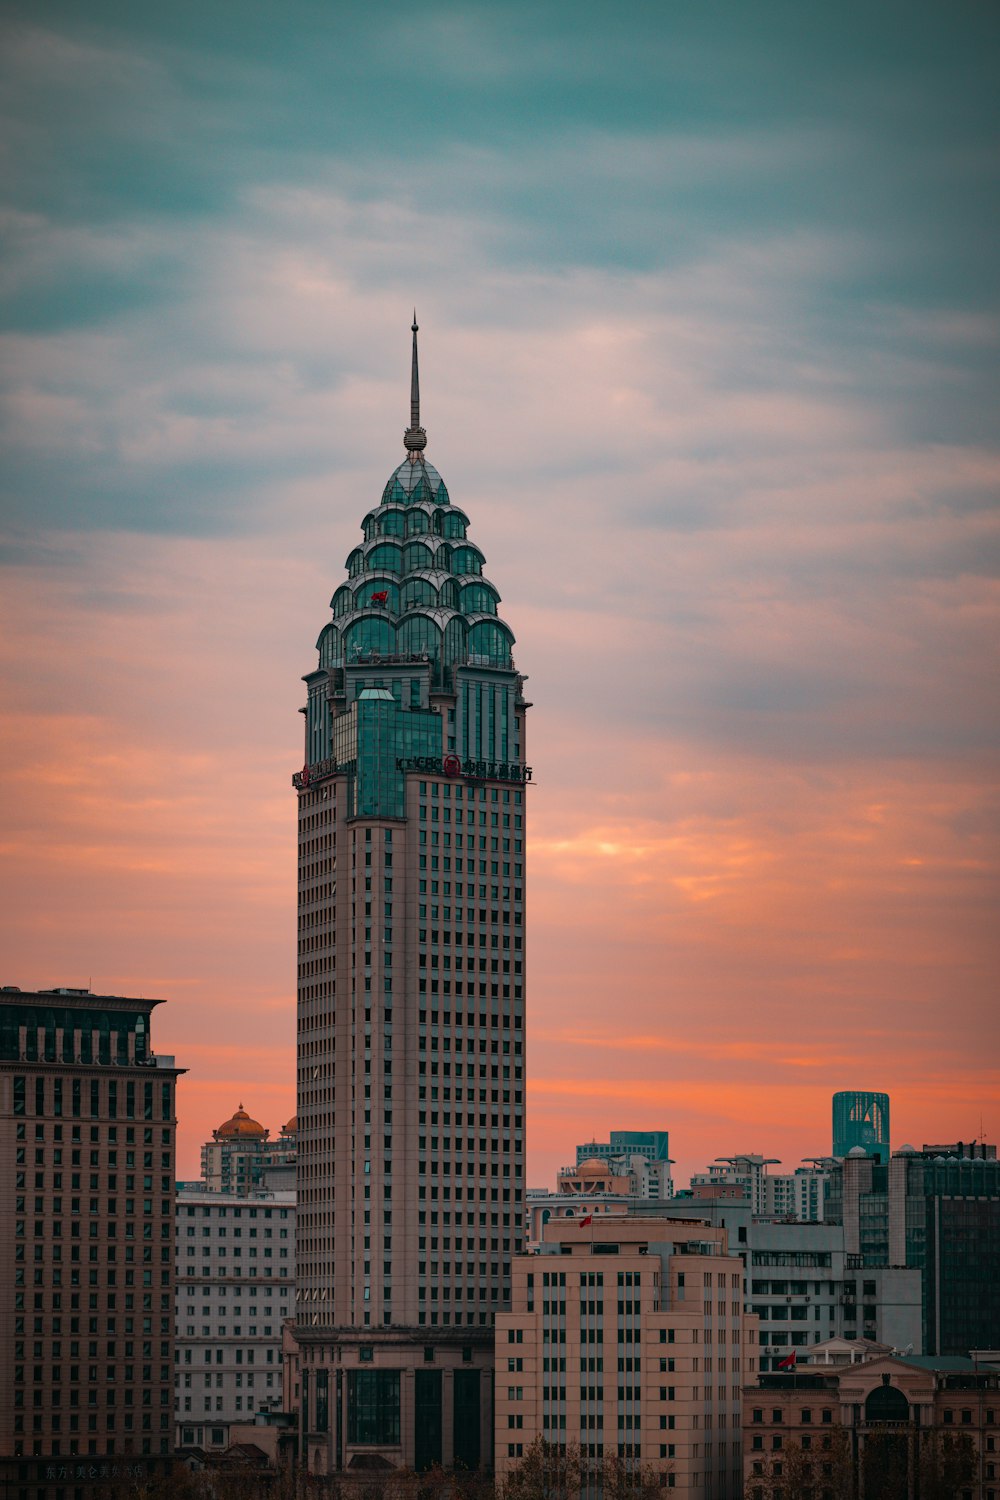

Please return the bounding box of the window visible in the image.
[347,1370,400,1445]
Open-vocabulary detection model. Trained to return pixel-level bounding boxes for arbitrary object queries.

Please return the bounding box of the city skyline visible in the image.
[1,2,998,1194]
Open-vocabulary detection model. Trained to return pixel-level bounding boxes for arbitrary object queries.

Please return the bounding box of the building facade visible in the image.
[689,1156,832,1223]
[292,323,528,1472]
[0,984,183,1483]
[829,1142,1000,1357]
[743,1348,1000,1499]
[174,1185,295,1452]
[537,1190,923,1374]
[832,1091,890,1163]
[496,1216,758,1498]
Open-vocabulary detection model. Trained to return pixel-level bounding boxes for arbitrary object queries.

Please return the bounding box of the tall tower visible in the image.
[293,321,529,1474]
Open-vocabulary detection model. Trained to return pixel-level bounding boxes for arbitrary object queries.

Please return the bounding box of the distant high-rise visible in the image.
[832,1090,890,1162]
[575,1128,671,1164]
[292,321,528,1474]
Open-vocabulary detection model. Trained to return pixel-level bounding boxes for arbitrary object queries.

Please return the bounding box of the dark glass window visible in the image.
[347,1370,400,1445]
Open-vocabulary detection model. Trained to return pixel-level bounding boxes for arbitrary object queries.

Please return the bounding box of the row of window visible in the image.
[12,1080,172,1121]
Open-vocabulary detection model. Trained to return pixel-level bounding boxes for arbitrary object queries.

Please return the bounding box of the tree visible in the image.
[499,1439,667,1500]
[744,1427,856,1500]
[917,1429,977,1500]
[859,1426,908,1500]
[497,1439,584,1500]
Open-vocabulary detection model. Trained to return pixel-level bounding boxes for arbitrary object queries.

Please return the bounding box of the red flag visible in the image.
[370,589,389,605]
[777,1351,797,1370]
[579,1214,593,1228]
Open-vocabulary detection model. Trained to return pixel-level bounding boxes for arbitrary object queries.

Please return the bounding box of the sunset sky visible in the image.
[1,1,998,1187]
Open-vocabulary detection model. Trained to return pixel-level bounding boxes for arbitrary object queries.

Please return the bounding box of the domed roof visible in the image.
[215,1105,267,1140]
[281,1115,298,1134]
[847,1145,869,1157]
[381,455,449,507]
[577,1158,609,1174]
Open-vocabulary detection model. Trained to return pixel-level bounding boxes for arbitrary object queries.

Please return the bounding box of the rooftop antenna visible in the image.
[403,311,427,456]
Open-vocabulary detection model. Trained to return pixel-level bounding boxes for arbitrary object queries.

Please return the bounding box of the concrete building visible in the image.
[829,1141,1000,1357]
[746,1220,921,1373]
[832,1089,890,1163]
[174,1185,295,1452]
[0,984,183,1488]
[199,1107,297,1194]
[291,321,528,1473]
[576,1130,672,1166]
[743,1342,1000,1499]
[689,1156,833,1223]
[535,1190,923,1374]
[496,1216,758,1498]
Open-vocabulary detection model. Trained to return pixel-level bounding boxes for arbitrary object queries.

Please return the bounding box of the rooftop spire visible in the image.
[403,311,427,455]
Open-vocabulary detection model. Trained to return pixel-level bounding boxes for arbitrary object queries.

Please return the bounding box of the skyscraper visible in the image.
[832,1090,890,1163]
[292,321,529,1474]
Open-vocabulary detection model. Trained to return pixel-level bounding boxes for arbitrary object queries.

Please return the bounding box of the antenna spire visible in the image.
[403,311,427,455]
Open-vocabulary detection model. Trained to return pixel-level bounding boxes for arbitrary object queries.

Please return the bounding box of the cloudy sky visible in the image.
[1,0,998,1185]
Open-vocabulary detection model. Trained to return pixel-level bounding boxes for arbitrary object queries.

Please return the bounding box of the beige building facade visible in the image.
[495,1216,758,1498]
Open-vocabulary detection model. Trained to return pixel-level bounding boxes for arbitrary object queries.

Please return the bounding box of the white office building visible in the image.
[174,1186,295,1452]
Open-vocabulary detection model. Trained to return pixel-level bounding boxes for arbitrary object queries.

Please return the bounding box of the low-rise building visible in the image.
[496,1215,759,1498]
[174,1185,295,1452]
[743,1342,1000,1498]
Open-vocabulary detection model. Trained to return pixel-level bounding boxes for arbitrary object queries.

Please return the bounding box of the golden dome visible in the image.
[576,1158,608,1174]
[215,1104,268,1140]
[281,1116,298,1134]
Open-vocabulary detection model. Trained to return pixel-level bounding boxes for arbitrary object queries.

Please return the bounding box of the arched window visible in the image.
[452,545,484,576]
[467,620,513,666]
[379,509,406,537]
[344,616,396,661]
[865,1384,909,1424]
[366,542,402,575]
[331,586,353,618]
[402,541,434,573]
[355,580,399,613]
[397,614,442,659]
[317,623,341,667]
[441,510,467,539]
[406,509,429,535]
[400,578,438,611]
[346,548,365,578]
[443,616,467,665]
[439,578,460,609]
[460,581,499,615]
